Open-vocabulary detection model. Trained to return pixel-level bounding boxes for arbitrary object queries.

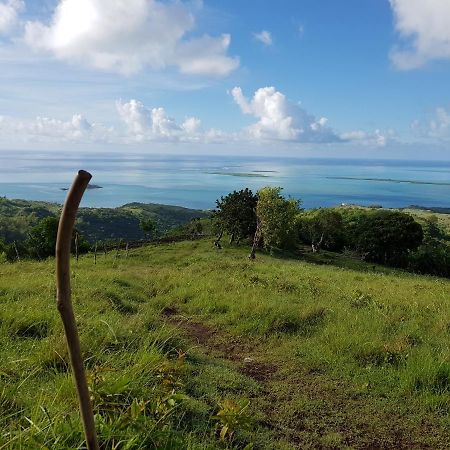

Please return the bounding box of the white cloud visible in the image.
[0,113,113,143]
[253,30,272,46]
[24,0,238,76]
[389,0,450,69]
[412,107,450,140]
[231,86,339,142]
[116,99,212,142]
[182,116,201,134]
[0,0,23,35]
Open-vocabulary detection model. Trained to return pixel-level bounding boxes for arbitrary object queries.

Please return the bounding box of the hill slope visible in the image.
[0,197,209,242]
[0,239,449,448]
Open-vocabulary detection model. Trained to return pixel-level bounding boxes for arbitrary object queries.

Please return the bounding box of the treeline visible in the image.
[0,214,207,262]
[0,197,208,243]
[213,187,450,278]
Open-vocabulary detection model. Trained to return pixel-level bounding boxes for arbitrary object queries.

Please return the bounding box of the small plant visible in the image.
[212,398,253,444]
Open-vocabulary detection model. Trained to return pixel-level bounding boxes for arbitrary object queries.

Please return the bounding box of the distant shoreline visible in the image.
[1,195,448,215]
[326,176,450,187]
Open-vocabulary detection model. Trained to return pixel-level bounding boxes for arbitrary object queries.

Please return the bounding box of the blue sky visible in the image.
[0,0,449,159]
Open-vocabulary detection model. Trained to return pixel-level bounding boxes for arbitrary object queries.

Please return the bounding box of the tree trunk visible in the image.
[13,241,20,262]
[214,230,223,249]
[249,215,262,259]
[312,233,324,253]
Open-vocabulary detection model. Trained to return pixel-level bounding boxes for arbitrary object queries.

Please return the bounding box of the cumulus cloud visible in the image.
[116,99,214,142]
[24,0,239,76]
[231,86,339,142]
[389,0,450,69]
[0,113,112,143]
[253,30,272,46]
[412,107,450,140]
[0,0,23,35]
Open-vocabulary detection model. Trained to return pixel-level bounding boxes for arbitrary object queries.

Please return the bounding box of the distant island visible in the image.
[205,171,270,178]
[60,184,103,191]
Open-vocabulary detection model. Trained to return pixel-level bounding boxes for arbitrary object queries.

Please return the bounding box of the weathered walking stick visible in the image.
[56,170,99,450]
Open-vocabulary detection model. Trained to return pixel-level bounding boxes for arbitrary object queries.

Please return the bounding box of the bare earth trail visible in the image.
[163,309,450,450]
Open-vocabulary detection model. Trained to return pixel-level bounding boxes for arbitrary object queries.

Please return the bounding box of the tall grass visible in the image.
[1,239,449,448]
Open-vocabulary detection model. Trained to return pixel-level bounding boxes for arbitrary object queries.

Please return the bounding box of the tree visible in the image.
[251,187,301,256]
[346,210,423,265]
[297,209,344,252]
[214,189,257,244]
[187,218,203,236]
[140,218,158,241]
[26,216,59,259]
[26,216,89,260]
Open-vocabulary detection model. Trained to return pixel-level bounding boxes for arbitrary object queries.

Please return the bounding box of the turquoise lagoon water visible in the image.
[0,151,449,210]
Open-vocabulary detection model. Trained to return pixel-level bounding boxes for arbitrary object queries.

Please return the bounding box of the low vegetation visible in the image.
[1,238,450,448]
[1,188,449,447]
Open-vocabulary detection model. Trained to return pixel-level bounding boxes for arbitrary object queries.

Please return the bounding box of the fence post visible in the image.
[55,170,99,450]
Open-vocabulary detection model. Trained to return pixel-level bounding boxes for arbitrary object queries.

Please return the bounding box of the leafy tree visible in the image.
[187,218,203,236]
[297,209,344,252]
[26,216,60,259]
[252,187,301,255]
[345,210,423,265]
[140,218,158,241]
[0,238,5,254]
[214,188,257,244]
[25,216,89,260]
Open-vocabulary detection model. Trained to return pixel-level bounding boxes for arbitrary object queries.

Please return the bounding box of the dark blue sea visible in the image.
[0,151,449,210]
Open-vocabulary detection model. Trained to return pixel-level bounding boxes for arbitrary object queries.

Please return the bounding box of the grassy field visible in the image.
[1,239,450,449]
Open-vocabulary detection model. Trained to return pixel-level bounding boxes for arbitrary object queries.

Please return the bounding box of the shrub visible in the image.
[408,239,450,278]
[342,209,423,265]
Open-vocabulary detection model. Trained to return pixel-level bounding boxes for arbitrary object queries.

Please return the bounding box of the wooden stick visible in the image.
[56,170,99,450]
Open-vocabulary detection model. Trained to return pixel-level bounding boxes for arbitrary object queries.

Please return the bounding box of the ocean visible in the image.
[0,151,449,210]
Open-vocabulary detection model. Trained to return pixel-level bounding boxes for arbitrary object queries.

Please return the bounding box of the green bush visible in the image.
[408,239,450,277]
[342,209,423,265]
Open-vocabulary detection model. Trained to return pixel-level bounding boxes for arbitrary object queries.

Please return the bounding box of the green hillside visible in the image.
[1,239,449,448]
[0,197,209,242]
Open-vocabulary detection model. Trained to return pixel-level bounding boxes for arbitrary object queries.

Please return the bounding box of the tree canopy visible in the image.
[256,187,301,251]
[214,188,257,243]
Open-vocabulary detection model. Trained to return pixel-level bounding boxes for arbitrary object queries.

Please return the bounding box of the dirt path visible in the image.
[163,309,450,449]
